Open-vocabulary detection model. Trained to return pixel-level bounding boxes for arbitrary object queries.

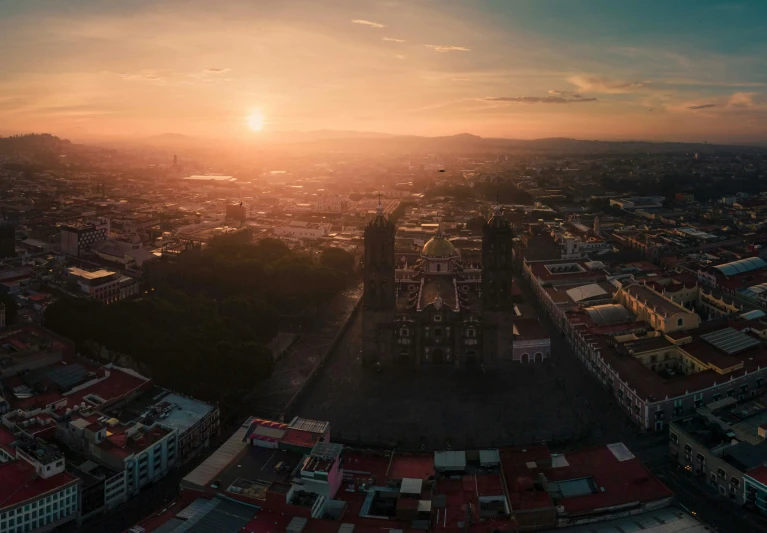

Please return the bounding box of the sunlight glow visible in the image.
[247,110,265,132]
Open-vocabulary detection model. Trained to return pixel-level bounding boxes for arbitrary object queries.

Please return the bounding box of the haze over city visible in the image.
[2,0,767,143]
[4,2,767,533]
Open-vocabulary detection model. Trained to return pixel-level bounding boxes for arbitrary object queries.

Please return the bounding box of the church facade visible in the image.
[362,204,514,368]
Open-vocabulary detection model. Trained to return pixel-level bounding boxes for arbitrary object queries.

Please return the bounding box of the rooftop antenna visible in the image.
[376,192,384,217]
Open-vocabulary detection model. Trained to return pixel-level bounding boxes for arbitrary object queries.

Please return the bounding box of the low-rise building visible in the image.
[0,439,81,533]
[670,396,767,504]
[66,267,139,304]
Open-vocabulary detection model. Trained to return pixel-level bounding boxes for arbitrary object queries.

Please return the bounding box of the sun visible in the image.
[246,110,265,132]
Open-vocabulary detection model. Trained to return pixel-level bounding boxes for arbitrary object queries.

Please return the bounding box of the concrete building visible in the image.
[0,439,81,533]
[66,267,139,304]
[60,220,109,257]
[273,221,330,240]
[669,397,767,504]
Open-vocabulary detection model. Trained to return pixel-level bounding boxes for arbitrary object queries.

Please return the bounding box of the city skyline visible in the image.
[2,0,767,143]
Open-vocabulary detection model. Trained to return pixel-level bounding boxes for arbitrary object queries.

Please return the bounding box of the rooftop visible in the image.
[0,460,78,510]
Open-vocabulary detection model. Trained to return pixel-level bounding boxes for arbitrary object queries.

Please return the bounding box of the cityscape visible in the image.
[2,1,767,533]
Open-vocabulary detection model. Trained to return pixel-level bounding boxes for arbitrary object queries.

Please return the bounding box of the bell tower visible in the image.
[481,204,515,365]
[482,204,514,311]
[362,200,396,367]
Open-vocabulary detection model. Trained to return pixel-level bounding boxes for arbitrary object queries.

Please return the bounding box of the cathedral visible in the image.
[362,203,515,368]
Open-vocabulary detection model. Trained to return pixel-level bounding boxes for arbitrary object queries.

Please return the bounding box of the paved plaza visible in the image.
[292,302,644,451]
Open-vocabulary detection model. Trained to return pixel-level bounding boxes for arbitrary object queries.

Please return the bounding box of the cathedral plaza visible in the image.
[292,285,645,451]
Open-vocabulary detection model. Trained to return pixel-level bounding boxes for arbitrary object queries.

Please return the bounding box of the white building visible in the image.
[0,440,80,533]
[273,221,331,240]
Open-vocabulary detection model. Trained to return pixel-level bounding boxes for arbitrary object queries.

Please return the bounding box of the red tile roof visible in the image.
[280,428,321,449]
[65,366,151,409]
[388,454,435,480]
[0,461,78,510]
[748,465,767,486]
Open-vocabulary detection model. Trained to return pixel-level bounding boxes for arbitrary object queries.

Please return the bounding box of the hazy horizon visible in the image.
[2,0,767,143]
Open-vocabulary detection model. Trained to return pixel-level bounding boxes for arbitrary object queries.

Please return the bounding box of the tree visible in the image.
[320,247,356,275]
[465,216,487,233]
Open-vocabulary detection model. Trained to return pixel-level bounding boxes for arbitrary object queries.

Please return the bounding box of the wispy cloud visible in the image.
[728,92,766,108]
[190,68,231,79]
[114,70,168,85]
[394,54,406,60]
[452,78,470,82]
[425,45,470,53]
[687,104,716,110]
[568,75,647,94]
[351,19,385,28]
[486,91,597,104]
[383,37,405,43]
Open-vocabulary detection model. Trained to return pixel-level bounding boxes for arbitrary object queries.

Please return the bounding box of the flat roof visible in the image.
[0,460,78,510]
[152,393,215,434]
[181,423,249,491]
[67,267,115,280]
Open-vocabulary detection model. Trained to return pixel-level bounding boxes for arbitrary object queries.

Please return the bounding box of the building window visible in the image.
[433,314,442,322]
[670,432,679,445]
[677,317,684,327]
[718,467,726,479]
[694,393,703,408]
[712,393,722,402]
[673,399,683,417]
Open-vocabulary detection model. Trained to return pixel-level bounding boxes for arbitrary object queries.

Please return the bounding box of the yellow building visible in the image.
[615,283,701,333]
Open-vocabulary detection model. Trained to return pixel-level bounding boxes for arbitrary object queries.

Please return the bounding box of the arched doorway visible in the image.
[521,353,529,363]
[465,351,478,367]
[433,349,445,364]
[534,352,543,362]
[399,350,411,364]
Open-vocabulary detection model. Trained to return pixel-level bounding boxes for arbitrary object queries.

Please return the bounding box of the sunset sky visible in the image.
[1,0,766,142]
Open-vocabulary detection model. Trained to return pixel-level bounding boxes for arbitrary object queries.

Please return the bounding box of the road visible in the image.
[646,455,767,532]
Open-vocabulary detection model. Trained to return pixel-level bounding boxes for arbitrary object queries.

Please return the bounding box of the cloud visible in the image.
[190,68,231,79]
[452,78,470,82]
[568,75,647,94]
[425,45,470,53]
[687,104,716,110]
[486,92,597,104]
[351,19,385,28]
[383,37,405,43]
[394,54,406,60]
[114,70,168,85]
[728,92,767,108]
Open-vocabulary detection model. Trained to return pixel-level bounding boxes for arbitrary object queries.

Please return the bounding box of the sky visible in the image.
[1,0,767,143]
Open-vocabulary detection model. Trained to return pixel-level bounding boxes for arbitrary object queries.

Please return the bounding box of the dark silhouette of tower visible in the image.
[362,200,396,366]
[173,154,178,167]
[482,205,514,310]
[482,204,514,362]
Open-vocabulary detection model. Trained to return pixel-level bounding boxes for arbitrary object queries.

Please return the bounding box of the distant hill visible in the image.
[0,133,111,169]
[263,131,760,154]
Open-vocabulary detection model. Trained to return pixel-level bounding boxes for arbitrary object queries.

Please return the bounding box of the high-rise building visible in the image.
[60,220,109,257]
[0,222,15,259]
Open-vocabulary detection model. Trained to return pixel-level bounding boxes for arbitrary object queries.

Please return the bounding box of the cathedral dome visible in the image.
[421,235,458,258]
